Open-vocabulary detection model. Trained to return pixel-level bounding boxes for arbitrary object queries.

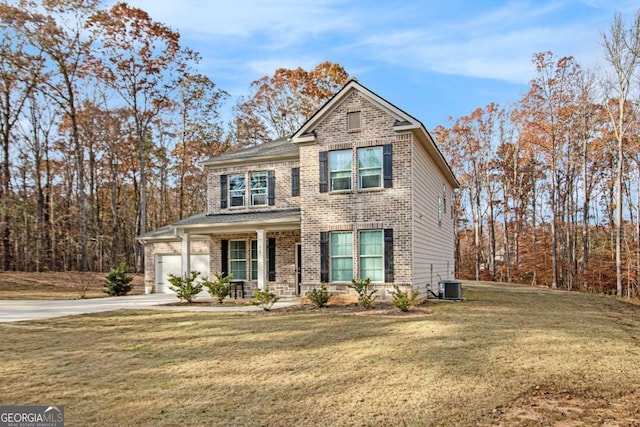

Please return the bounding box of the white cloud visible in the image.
[121,0,358,48]
[355,2,608,83]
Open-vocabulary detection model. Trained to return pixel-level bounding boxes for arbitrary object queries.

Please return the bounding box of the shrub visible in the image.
[168,271,203,303]
[104,263,133,296]
[251,287,280,311]
[389,285,420,312]
[306,285,332,308]
[348,277,377,309]
[203,272,234,303]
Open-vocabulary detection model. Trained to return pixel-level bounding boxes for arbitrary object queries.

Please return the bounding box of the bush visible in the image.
[348,277,377,309]
[168,271,203,303]
[251,287,280,311]
[389,285,420,312]
[306,285,332,308]
[104,263,133,296]
[203,272,234,303]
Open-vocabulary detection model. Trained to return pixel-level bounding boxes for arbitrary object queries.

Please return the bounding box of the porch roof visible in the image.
[139,209,301,240]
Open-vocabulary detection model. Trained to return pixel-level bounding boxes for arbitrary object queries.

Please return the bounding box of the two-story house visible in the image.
[139,79,459,298]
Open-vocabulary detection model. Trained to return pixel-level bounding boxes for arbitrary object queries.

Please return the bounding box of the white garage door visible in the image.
[155,254,210,294]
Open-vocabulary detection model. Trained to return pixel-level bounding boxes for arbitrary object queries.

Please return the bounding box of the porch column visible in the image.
[257,229,267,290]
[181,231,191,278]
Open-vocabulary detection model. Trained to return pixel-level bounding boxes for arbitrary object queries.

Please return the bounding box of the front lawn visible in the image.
[1,282,639,426]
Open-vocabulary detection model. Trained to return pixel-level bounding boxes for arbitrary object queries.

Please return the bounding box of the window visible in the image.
[329,150,352,191]
[251,239,275,281]
[251,240,258,281]
[359,230,383,281]
[347,111,361,131]
[331,232,353,281]
[229,174,246,207]
[451,193,454,219]
[438,195,443,226]
[250,172,268,206]
[358,147,383,189]
[230,240,247,280]
[442,184,447,214]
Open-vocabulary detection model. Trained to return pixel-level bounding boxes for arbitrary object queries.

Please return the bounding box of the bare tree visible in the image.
[601,11,640,297]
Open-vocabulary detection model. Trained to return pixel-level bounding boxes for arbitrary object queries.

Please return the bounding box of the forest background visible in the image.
[1,0,640,298]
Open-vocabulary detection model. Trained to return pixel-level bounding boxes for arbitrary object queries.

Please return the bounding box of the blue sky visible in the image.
[123,0,638,130]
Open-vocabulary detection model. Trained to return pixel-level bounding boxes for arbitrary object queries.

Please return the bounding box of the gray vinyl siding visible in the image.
[411,138,456,295]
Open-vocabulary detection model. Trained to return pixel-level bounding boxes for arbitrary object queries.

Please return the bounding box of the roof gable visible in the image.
[290,79,422,143]
[290,79,459,188]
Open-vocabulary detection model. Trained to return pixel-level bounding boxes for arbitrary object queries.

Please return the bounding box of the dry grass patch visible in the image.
[1,282,639,426]
[0,271,144,299]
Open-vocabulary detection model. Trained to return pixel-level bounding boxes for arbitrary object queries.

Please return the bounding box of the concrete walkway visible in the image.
[0,294,301,323]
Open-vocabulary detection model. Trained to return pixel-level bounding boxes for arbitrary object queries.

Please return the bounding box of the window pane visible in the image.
[331,232,352,255]
[360,230,383,255]
[360,257,383,281]
[231,261,247,280]
[358,147,382,168]
[329,150,351,171]
[332,258,353,281]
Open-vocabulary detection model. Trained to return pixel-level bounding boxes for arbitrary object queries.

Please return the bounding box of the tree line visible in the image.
[435,12,640,297]
[0,0,348,273]
[2,0,639,299]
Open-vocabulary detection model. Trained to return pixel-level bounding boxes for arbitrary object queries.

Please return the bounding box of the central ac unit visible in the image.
[438,280,462,300]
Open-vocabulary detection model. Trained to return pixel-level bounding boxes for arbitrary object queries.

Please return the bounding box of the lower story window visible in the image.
[230,240,247,280]
[359,230,383,281]
[331,231,353,281]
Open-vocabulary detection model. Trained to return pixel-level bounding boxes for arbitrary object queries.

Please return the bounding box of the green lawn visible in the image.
[1,282,639,426]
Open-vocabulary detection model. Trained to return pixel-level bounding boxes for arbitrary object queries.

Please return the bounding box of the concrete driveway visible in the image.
[0,294,300,322]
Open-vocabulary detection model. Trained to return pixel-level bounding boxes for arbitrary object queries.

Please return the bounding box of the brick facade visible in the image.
[206,160,300,215]
[298,91,414,298]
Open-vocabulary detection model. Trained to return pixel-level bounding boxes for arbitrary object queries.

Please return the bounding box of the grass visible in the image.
[0,271,144,299]
[1,281,639,426]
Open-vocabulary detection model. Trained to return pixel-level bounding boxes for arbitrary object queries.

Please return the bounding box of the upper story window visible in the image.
[347,111,361,132]
[358,147,383,189]
[221,171,275,209]
[319,145,392,194]
[229,174,246,207]
[329,150,352,191]
[250,172,268,206]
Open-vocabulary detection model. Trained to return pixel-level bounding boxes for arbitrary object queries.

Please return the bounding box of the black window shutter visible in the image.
[384,229,394,282]
[268,237,276,281]
[291,167,300,197]
[383,144,393,188]
[268,170,275,205]
[220,175,228,208]
[320,232,329,282]
[221,239,229,276]
[319,151,328,193]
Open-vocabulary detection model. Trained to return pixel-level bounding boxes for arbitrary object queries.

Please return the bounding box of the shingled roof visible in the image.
[200,137,299,166]
[138,209,301,239]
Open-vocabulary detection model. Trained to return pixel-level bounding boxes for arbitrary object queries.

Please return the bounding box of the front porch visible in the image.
[140,209,301,297]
